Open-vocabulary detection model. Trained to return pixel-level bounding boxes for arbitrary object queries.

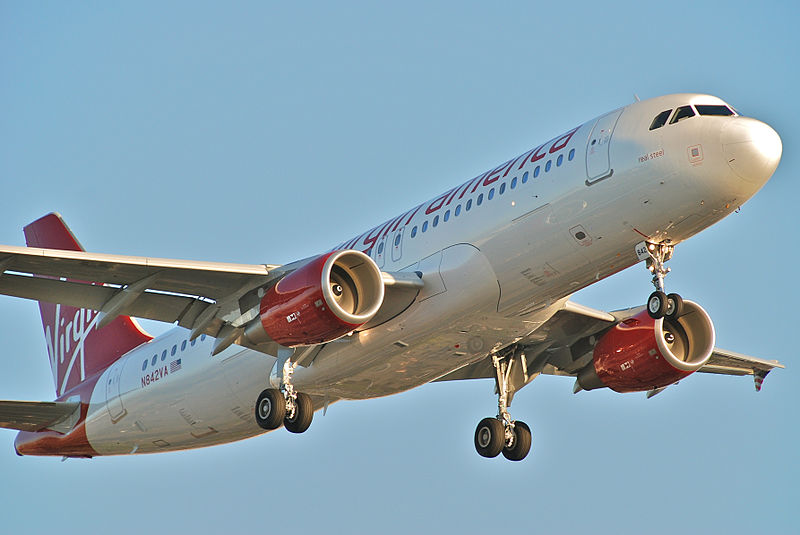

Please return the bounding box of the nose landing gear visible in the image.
[637,240,684,320]
[473,352,532,461]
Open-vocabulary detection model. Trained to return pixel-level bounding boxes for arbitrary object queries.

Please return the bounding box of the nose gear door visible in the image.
[586,108,623,184]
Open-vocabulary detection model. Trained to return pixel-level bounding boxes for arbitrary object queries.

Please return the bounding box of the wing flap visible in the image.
[0,400,80,433]
[0,272,203,325]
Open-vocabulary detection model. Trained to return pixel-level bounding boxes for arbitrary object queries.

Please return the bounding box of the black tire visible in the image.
[502,421,532,461]
[647,291,668,319]
[255,389,285,430]
[665,293,684,320]
[474,417,504,458]
[284,392,313,434]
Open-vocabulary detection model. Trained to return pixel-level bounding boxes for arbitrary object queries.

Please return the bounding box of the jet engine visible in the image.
[244,250,384,347]
[576,301,715,392]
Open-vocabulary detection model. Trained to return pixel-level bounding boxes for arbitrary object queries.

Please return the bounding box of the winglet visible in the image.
[754,369,771,392]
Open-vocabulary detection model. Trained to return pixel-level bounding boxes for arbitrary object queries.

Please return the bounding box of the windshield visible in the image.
[695,104,735,116]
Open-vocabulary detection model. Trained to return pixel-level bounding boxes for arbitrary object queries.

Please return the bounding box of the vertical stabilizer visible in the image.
[23,213,152,397]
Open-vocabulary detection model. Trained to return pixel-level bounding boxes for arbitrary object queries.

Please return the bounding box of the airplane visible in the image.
[0,93,784,462]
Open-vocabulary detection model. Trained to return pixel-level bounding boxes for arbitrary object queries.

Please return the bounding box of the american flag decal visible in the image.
[170,359,182,373]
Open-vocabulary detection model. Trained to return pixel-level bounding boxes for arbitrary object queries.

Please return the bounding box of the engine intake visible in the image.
[577,301,715,393]
[245,250,384,347]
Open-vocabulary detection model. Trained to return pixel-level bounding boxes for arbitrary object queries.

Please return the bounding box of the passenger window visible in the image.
[181,340,187,351]
[568,148,575,161]
[142,360,148,371]
[411,226,418,238]
[511,177,517,189]
[171,345,177,356]
[422,221,428,232]
[499,183,506,195]
[455,205,461,216]
[545,160,552,172]
[161,350,167,361]
[695,105,734,116]
[534,166,540,178]
[201,334,206,341]
[488,188,495,200]
[670,106,695,124]
[649,109,672,130]
[151,355,157,366]
[444,210,450,222]
[466,199,472,211]
[557,154,563,167]
[522,171,529,184]
[394,234,401,246]
[477,193,483,206]
[433,215,439,227]
[377,242,384,255]
[191,339,197,347]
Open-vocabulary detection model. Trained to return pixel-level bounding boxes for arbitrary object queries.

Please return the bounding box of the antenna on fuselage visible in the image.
[633,93,641,102]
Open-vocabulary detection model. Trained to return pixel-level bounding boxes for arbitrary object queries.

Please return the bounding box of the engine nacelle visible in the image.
[245,250,384,347]
[577,301,715,393]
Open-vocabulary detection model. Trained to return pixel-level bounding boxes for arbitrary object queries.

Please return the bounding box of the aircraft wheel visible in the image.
[647,291,668,319]
[474,417,504,458]
[665,293,684,320]
[502,421,532,461]
[255,389,285,430]
[285,392,313,434]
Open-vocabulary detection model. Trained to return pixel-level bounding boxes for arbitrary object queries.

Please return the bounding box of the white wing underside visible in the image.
[435,301,783,391]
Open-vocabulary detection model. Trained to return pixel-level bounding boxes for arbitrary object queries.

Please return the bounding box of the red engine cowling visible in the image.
[577,301,715,393]
[245,250,384,347]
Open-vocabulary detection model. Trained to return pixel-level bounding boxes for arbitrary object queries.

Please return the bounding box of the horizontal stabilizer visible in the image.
[0,400,80,433]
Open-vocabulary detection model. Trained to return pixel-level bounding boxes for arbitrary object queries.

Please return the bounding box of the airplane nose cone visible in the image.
[722,118,782,184]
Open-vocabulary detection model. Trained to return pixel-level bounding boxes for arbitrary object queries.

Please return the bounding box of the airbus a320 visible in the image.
[0,93,783,462]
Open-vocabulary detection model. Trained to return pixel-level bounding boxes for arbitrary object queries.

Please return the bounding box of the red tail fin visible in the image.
[23,213,152,397]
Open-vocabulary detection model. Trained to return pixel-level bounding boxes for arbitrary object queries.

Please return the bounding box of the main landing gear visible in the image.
[474,353,532,461]
[639,240,684,320]
[255,359,313,434]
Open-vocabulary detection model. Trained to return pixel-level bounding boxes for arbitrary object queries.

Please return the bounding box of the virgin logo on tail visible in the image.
[44,304,100,396]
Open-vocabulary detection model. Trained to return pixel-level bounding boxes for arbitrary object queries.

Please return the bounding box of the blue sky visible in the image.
[1,2,797,533]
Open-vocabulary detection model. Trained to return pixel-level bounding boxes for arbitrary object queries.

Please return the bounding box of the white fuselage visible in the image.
[82,94,774,454]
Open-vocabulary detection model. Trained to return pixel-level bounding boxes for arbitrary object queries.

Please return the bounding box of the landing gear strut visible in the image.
[639,240,684,320]
[473,352,532,461]
[255,359,313,433]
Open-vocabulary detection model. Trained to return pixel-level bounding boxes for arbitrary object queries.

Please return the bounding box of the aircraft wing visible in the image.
[0,400,80,433]
[435,300,783,394]
[0,243,285,336]
[0,245,423,356]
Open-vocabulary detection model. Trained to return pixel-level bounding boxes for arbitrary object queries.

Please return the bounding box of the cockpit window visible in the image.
[649,109,672,130]
[669,105,695,124]
[695,104,735,116]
